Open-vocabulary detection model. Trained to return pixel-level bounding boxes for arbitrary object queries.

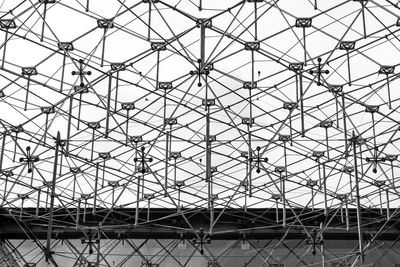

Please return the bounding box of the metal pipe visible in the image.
[77,94,82,130]
[303,27,307,65]
[147,2,151,40]
[361,2,366,38]
[1,31,8,69]
[386,76,392,109]
[342,93,347,158]
[0,132,6,170]
[93,163,98,214]
[12,132,17,162]
[345,201,349,231]
[248,125,252,197]
[24,77,30,111]
[323,163,327,215]
[200,20,205,68]
[76,198,80,230]
[299,73,305,137]
[45,185,49,209]
[83,198,87,223]
[101,29,106,67]
[244,185,247,212]
[210,198,214,235]
[386,189,390,221]
[320,222,325,267]
[352,131,364,263]
[379,188,383,215]
[91,129,95,161]
[335,96,339,127]
[102,162,106,187]
[340,200,344,223]
[66,96,73,156]
[135,176,140,226]
[125,110,129,145]
[96,234,101,266]
[60,53,66,92]
[164,131,169,197]
[250,51,254,128]
[40,3,47,42]
[254,1,258,40]
[105,73,112,138]
[147,198,150,222]
[72,174,76,200]
[206,112,210,210]
[311,186,314,211]
[36,188,41,218]
[115,72,119,111]
[347,52,351,85]
[325,128,329,160]
[156,50,160,90]
[283,143,288,227]
[46,131,60,262]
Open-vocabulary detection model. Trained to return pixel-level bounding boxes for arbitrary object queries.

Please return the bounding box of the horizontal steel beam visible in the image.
[0,208,398,240]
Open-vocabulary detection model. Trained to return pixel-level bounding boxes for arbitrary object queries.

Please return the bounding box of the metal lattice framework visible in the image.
[1,0,400,266]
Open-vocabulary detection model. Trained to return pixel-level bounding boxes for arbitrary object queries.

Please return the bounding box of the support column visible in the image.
[205,112,211,210]
[46,131,60,262]
[352,131,364,263]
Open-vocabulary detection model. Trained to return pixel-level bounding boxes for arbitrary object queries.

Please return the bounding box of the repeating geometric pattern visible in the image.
[1,0,400,266]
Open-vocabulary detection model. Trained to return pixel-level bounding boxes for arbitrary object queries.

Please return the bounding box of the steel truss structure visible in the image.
[1,0,400,266]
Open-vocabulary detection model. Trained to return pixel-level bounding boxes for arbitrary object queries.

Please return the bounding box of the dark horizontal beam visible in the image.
[0,208,398,240]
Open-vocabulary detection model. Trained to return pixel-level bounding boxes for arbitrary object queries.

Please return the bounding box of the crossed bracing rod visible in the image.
[0,1,393,266]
